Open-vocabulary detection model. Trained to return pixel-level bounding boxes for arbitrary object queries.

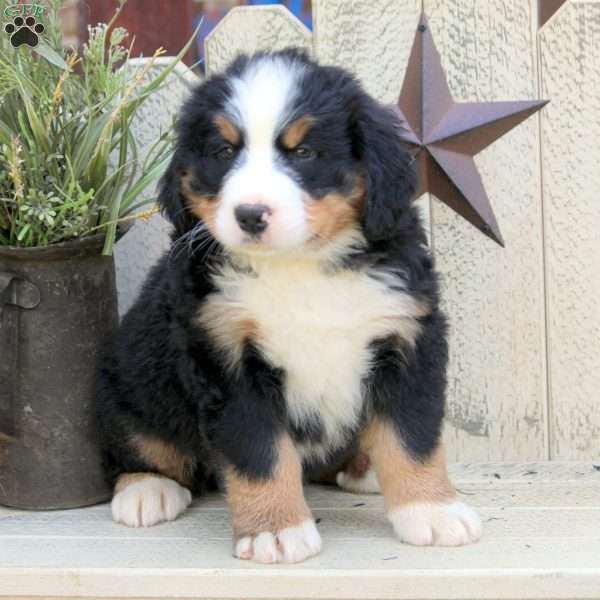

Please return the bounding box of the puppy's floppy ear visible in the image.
[157,156,195,237]
[352,97,417,241]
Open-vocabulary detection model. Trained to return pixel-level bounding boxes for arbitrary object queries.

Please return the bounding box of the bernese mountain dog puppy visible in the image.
[96,48,482,564]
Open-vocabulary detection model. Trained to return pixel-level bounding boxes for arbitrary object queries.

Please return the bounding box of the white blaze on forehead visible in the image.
[226,56,304,152]
[216,56,308,250]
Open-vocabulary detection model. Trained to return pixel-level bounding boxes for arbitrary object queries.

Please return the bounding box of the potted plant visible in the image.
[0,0,194,509]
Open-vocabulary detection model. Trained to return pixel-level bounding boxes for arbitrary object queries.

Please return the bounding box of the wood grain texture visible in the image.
[2,471,600,599]
[423,0,548,461]
[312,0,421,104]
[113,60,200,315]
[204,5,312,76]
[539,0,600,460]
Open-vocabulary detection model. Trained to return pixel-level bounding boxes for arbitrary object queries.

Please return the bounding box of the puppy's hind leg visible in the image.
[336,450,381,494]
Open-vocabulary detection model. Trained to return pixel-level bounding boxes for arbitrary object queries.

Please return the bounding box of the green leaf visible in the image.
[19,91,50,154]
[31,41,69,71]
[0,121,13,146]
[100,154,170,255]
[16,223,31,242]
[0,3,201,249]
[72,112,113,179]
[118,152,171,215]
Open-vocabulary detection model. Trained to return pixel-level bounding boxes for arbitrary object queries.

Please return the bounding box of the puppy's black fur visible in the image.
[96,49,447,492]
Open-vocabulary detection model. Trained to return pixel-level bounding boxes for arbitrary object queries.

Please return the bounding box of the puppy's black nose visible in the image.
[235,204,270,235]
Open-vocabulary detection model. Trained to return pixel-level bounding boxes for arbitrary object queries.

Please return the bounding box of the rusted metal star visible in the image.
[538,0,568,29]
[394,14,548,246]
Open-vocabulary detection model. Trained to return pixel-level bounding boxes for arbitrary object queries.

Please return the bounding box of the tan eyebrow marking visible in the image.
[281,115,315,149]
[214,114,241,145]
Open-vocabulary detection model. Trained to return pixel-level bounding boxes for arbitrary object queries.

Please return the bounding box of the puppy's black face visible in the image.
[162,49,416,252]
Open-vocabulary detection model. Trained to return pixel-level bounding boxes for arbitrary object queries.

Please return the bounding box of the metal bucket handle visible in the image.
[0,272,40,313]
[0,272,40,443]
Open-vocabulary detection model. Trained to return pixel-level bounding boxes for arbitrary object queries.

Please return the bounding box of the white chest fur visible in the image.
[198,253,427,456]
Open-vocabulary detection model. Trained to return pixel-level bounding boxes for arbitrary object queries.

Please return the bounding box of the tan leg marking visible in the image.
[225,436,321,563]
[112,473,192,528]
[130,434,195,487]
[225,435,310,537]
[361,418,482,546]
[362,419,455,509]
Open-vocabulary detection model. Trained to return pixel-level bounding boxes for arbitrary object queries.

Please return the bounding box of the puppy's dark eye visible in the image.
[293,145,315,160]
[215,144,236,161]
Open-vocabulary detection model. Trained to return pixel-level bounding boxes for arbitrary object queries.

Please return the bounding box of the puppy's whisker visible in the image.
[192,234,215,253]
[191,228,214,248]
[192,234,221,262]
[184,220,222,262]
[169,230,194,261]
[172,206,193,217]
[169,219,212,262]
[188,224,207,254]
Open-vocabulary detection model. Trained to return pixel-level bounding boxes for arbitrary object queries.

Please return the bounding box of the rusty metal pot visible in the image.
[0,234,116,509]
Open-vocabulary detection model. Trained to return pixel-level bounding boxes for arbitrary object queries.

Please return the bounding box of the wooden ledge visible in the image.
[1,463,599,600]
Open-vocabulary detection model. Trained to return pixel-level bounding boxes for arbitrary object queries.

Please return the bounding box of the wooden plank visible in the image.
[2,481,599,520]
[2,464,598,522]
[448,461,600,481]
[312,0,421,104]
[538,1,600,460]
[423,0,548,462]
[204,6,312,76]
[3,564,600,600]
[2,471,600,599]
[2,505,599,543]
[2,528,600,569]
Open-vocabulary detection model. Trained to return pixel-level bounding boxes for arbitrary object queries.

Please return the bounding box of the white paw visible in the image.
[112,476,192,527]
[389,501,482,546]
[336,467,380,494]
[234,519,322,564]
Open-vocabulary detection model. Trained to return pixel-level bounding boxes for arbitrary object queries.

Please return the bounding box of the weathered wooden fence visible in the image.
[114,0,600,463]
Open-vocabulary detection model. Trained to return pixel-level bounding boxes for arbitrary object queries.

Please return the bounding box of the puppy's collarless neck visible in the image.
[224,228,368,273]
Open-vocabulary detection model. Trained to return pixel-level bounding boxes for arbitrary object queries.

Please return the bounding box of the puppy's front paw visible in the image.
[112,476,192,527]
[234,519,322,564]
[389,501,482,546]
